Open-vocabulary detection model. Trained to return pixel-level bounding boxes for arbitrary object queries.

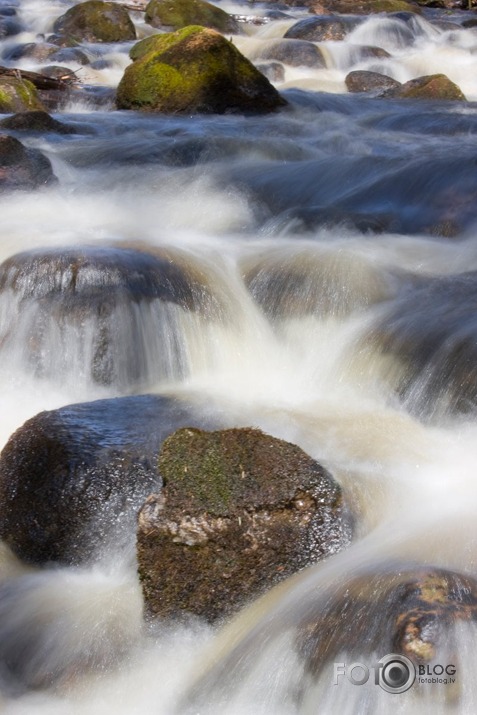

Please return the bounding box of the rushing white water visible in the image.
[1,0,477,713]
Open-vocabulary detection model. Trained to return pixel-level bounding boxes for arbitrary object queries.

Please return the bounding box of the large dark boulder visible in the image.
[53,0,137,43]
[145,0,240,33]
[137,427,352,623]
[0,394,221,566]
[0,245,221,388]
[251,39,326,68]
[0,134,56,190]
[117,26,287,114]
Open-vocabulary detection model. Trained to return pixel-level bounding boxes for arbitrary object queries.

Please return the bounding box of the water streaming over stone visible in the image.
[0,0,477,713]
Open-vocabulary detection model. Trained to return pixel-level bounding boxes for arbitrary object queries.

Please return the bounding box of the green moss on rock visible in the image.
[145,0,240,33]
[53,0,136,43]
[137,427,352,622]
[117,26,286,114]
[0,78,45,114]
[392,73,466,100]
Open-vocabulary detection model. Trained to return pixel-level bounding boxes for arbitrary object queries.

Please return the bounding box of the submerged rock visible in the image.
[53,0,137,43]
[137,427,352,623]
[0,394,220,566]
[117,26,287,114]
[0,76,45,113]
[299,565,477,691]
[145,0,240,33]
[386,73,466,100]
[0,245,221,388]
[251,39,326,68]
[0,134,56,190]
[366,272,477,416]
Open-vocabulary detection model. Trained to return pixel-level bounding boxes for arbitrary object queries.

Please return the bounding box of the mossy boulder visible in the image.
[386,73,466,100]
[137,427,352,622]
[0,77,45,114]
[53,0,137,43]
[0,395,221,566]
[0,134,56,191]
[145,0,240,33]
[117,26,287,114]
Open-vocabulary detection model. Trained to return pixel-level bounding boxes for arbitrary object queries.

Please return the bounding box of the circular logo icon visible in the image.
[377,654,416,694]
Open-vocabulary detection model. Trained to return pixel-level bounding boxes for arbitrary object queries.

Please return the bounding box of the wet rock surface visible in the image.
[53,0,137,43]
[145,0,240,33]
[0,110,76,133]
[137,427,352,623]
[0,394,220,565]
[0,134,56,190]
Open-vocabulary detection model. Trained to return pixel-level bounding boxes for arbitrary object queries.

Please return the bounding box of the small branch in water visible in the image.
[0,66,76,90]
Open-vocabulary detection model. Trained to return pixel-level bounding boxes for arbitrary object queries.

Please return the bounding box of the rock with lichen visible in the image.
[53,0,136,43]
[385,73,466,101]
[117,26,287,114]
[145,0,240,33]
[0,77,45,114]
[137,427,352,623]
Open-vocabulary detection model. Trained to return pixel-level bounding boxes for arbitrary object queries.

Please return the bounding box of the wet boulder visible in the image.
[117,26,286,114]
[346,69,401,94]
[298,565,477,691]
[251,39,326,68]
[386,73,466,100]
[0,76,45,113]
[137,427,352,623]
[0,245,221,389]
[365,272,477,416]
[284,15,362,41]
[310,0,421,12]
[52,0,137,43]
[0,394,220,566]
[0,134,56,191]
[145,0,240,33]
[0,110,76,134]
[256,61,285,83]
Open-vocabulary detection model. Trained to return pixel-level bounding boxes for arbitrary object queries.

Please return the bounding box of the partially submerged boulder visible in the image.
[284,15,362,41]
[346,69,401,94]
[145,0,240,33]
[251,39,326,68]
[137,427,352,622]
[0,134,56,190]
[310,0,421,12]
[0,110,76,134]
[53,0,137,43]
[0,76,45,113]
[0,394,221,565]
[117,26,287,114]
[0,245,221,388]
[385,73,466,100]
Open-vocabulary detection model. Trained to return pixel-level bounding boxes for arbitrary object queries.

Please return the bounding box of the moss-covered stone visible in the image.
[145,0,240,33]
[53,0,136,43]
[137,427,352,622]
[0,77,45,114]
[117,26,286,114]
[388,73,466,100]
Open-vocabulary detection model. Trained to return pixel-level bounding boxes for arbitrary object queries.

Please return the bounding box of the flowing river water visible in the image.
[1,0,477,713]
